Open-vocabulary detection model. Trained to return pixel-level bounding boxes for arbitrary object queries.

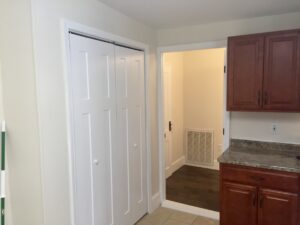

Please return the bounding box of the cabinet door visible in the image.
[258,189,298,225]
[227,35,264,110]
[263,30,300,111]
[221,182,257,225]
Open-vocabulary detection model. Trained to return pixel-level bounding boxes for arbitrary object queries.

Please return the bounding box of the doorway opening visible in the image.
[159,44,229,216]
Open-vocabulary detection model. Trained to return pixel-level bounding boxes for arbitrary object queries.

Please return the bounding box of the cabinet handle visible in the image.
[252,193,257,207]
[257,91,261,106]
[250,176,265,182]
[264,92,268,105]
[259,195,264,208]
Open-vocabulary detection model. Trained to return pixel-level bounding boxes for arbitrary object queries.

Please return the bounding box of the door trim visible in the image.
[157,40,230,207]
[61,20,152,225]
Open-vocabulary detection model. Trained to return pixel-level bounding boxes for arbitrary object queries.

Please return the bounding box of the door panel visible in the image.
[70,35,147,225]
[221,182,257,225]
[115,46,147,225]
[70,34,117,225]
[227,35,264,110]
[258,189,298,225]
[263,31,300,110]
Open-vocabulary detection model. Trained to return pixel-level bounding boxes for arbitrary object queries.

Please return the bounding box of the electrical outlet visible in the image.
[272,124,278,135]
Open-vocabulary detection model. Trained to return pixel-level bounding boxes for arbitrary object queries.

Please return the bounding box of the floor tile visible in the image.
[192,216,219,225]
[136,207,219,225]
[163,219,191,225]
[169,211,197,224]
[136,208,172,225]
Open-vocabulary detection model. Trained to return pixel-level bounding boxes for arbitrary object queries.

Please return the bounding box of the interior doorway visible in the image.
[158,43,229,217]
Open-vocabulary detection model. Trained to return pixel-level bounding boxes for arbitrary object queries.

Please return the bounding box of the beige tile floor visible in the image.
[136,207,219,225]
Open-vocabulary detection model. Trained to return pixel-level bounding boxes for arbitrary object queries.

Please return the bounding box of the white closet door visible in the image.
[69,34,117,225]
[115,46,147,225]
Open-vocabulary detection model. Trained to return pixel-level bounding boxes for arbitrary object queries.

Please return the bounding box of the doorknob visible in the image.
[93,159,100,165]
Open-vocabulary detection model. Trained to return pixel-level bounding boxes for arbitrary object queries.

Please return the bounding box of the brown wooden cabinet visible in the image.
[220,164,300,225]
[258,189,298,225]
[222,182,257,225]
[227,29,300,112]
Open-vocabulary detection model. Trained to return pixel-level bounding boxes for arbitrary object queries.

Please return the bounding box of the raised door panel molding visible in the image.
[263,30,300,111]
[227,35,264,110]
[258,189,298,225]
[221,181,257,225]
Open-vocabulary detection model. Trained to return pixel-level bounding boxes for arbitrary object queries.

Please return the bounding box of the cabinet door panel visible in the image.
[258,189,298,225]
[221,182,257,225]
[227,35,264,110]
[263,31,300,110]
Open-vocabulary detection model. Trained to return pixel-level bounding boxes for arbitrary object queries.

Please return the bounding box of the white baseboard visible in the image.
[165,166,172,179]
[170,156,185,174]
[150,192,161,213]
[162,200,219,220]
[165,156,186,179]
[185,160,219,171]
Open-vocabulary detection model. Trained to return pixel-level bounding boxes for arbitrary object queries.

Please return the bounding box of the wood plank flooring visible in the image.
[166,165,219,211]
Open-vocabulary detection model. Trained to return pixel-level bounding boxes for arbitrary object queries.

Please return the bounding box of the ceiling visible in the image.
[98,0,300,29]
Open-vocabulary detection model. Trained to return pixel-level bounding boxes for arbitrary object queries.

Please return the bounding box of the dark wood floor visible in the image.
[166,165,220,211]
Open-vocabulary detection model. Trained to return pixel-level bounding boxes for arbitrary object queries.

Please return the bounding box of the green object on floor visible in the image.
[1,122,6,225]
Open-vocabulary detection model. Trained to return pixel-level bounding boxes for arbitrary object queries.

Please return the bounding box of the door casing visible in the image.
[61,20,152,225]
[157,40,229,219]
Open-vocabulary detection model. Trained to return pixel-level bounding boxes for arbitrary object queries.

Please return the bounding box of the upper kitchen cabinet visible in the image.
[227,35,264,110]
[227,29,300,112]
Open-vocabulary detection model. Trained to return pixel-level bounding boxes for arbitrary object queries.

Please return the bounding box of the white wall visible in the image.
[30,0,158,225]
[157,12,300,46]
[0,1,44,225]
[231,112,300,144]
[157,12,300,145]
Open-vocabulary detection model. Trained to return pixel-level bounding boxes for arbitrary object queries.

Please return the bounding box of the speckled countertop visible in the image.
[218,139,300,173]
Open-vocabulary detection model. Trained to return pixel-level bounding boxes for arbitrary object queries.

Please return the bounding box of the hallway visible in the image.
[166,166,219,211]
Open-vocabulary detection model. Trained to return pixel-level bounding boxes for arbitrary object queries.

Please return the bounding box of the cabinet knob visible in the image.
[250,176,265,182]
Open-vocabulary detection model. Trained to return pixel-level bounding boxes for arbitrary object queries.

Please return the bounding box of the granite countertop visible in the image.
[218,139,300,173]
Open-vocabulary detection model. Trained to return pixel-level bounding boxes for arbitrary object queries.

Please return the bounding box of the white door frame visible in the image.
[163,65,173,178]
[157,40,230,218]
[60,20,152,225]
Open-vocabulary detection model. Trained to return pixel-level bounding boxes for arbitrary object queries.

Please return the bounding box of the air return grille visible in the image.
[186,129,214,166]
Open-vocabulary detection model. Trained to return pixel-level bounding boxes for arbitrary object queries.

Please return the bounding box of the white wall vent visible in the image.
[186,129,214,166]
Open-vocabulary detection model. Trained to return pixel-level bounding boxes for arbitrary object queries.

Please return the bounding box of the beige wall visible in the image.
[163,52,185,167]
[157,12,300,145]
[183,49,225,161]
[0,1,44,225]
